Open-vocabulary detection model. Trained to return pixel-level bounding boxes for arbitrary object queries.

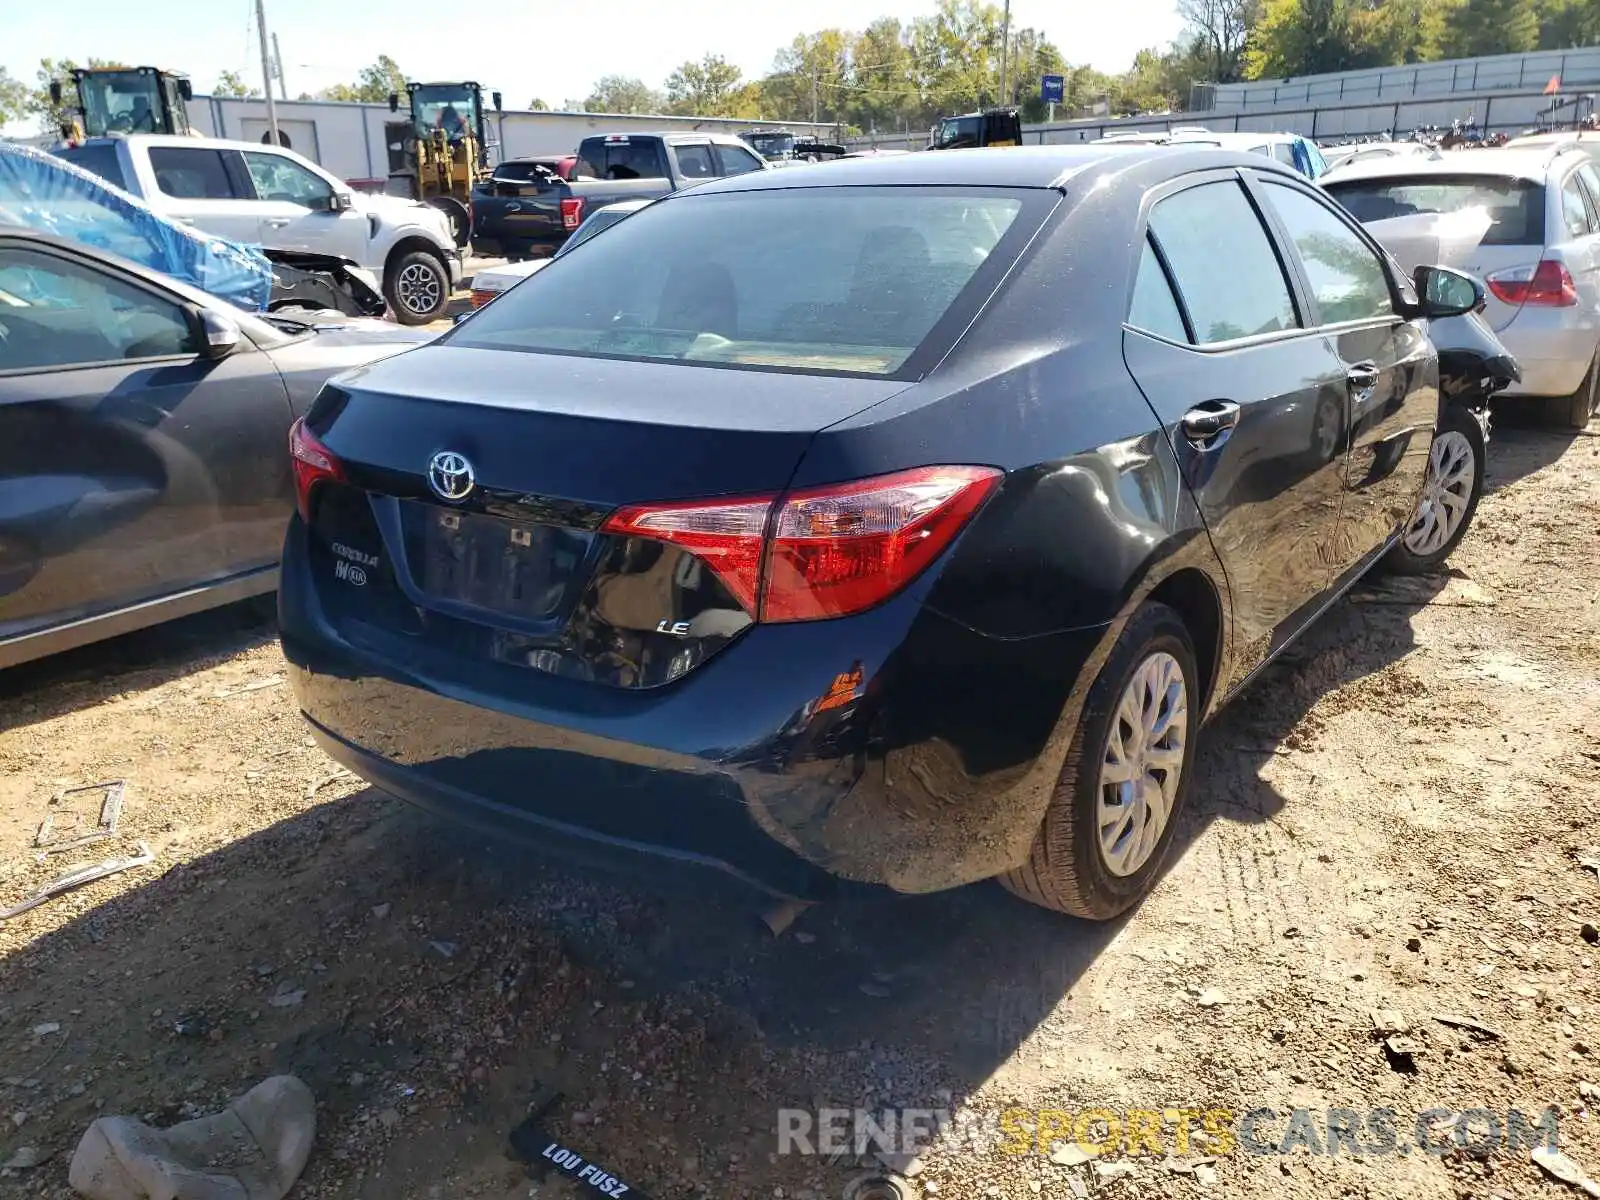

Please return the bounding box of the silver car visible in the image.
[1324,146,1600,428]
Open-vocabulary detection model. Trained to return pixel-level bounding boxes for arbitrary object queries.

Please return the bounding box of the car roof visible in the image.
[1320,147,1580,185]
[79,132,303,156]
[681,144,1300,194]
[1168,130,1297,146]
[581,131,748,145]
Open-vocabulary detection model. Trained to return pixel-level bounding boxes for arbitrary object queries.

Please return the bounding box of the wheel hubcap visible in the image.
[1097,651,1188,877]
[396,263,443,315]
[1403,429,1474,557]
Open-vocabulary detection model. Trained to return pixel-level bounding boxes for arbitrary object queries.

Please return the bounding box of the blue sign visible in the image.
[1041,74,1065,104]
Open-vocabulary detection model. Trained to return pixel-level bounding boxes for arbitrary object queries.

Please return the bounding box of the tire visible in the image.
[384,250,450,325]
[999,602,1198,919]
[1384,405,1485,575]
[1546,347,1599,432]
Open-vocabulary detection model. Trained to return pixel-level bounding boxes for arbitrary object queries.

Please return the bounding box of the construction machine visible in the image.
[386,81,501,247]
[50,66,195,142]
[928,108,1022,150]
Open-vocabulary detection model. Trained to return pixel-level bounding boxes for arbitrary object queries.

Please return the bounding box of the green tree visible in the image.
[579,74,664,113]
[664,54,747,116]
[1441,0,1539,56]
[527,97,550,110]
[0,66,26,127]
[319,54,406,103]
[1538,0,1600,47]
[847,19,920,131]
[766,30,853,123]
[1178,0,1261,82]
[213,69,261,98]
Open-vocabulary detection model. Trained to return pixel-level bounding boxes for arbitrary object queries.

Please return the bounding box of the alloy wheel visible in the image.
[1096,651,1188,877]
[396,262,443,316]
[1403,429,1474,558]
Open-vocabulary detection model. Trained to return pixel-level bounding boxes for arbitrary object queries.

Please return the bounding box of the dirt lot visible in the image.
[0,415,1597,1200]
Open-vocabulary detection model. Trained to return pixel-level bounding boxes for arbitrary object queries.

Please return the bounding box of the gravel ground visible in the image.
[0,413,1596,1200]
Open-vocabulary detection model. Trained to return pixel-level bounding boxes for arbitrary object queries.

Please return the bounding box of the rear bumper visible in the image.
[1497,321,1597,398]
[468,233,560,260]
[278,516,1102,900]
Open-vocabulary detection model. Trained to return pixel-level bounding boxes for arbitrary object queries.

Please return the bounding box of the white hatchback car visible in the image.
[1323,147,1600,428]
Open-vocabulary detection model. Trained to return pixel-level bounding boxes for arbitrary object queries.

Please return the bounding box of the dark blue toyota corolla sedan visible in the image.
[279,145,1483,918]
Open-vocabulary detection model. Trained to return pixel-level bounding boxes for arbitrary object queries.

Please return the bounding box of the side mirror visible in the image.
[492,91,503,112]
[199,309,240,359]
[178,79,194,101]
[329,191,354,213]
[1412,265,1484,318]
[49,81,63,106]
[389,92,400,113]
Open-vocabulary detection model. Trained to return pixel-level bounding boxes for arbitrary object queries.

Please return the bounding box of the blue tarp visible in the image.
[0,141,273,312]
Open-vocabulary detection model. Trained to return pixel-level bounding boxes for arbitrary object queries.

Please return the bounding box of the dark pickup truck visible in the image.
[469,132,768,260]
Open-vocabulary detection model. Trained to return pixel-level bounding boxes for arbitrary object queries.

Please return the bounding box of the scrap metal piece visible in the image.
[0,842,154,921]
[34,781,124,854]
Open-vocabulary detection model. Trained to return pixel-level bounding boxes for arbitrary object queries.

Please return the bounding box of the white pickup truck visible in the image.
[56,134,461,324]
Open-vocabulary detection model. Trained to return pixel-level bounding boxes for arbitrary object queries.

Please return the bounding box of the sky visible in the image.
[3,0,1185,130]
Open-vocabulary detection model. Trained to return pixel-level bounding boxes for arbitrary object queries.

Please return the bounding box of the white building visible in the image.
[190,96,835,188]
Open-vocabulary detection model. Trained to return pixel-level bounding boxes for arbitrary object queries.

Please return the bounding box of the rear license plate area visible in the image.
[400,501,588,622]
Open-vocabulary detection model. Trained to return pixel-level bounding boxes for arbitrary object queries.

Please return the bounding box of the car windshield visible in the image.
[77,71,164,135]
[449,187,1035,377]
[745,133,796,159]
[1325,175,1546,246]
[411,85,479,141]
[933,117,983,149]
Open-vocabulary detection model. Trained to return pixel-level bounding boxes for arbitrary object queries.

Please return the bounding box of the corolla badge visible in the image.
[428,451,475,502]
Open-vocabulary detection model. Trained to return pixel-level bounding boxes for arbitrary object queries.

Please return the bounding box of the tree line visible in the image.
[3,0,1594,135]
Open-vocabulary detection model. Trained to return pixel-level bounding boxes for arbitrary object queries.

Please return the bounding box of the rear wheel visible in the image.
[1384,405,1484,574]
[1000,602,1197,919]
[1546,347,1599,431]
[384,250,449,325]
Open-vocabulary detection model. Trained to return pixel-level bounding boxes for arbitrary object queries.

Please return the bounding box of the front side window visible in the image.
[576,140,666,181]
[149,148,238,201]
[451,187,1035,377]
[243,152,335,208]
[1262,181,1394,325]
[1148,181,1297,344]
[0,247,197,371]
[714,144,764,176]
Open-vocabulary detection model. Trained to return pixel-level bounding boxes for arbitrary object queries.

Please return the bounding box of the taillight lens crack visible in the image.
[602,465,1002,624]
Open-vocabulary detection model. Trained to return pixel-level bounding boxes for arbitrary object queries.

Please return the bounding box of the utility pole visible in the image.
[998,0,1012,107]
[811,71,819,125]
[256,0,281,145]
[271,32,287,100]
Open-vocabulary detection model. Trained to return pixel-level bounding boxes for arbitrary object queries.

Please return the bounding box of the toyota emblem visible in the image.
[427,451,476,502]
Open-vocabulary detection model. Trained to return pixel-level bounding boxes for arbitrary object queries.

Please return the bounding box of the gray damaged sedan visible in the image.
[0,229,432,669]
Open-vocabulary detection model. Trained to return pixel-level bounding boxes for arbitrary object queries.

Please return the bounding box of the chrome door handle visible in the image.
[1347,363,1380,393]
[264,218,292,228]
[1180,400,1241,447]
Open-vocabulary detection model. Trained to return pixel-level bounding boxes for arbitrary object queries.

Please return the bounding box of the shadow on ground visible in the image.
[0,563,1440,1194]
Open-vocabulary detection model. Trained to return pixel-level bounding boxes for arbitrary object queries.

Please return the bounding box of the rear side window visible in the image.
[673,144,717,180]
[1261,181,1393,324]
[451,186,1037,377]
[576,139,666,181]
[53,144,128,191]
[1149,181,1297,344]
[1560,175,1595,237]
[1127,239,1188,342]
[149,148,239,200]
[1325,176,1545,246]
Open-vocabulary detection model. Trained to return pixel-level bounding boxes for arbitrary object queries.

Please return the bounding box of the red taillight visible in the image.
[601,466,1002,623]
[1486,259,1578,307]
[289,417,344,521]
[560,197,585,230]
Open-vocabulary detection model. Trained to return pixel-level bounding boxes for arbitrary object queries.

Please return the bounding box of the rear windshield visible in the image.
[576,138,666,181]
[493,161,559,183]
[53,144,128,192]
[449,186,1037,377]
[1326,175,1546,246]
